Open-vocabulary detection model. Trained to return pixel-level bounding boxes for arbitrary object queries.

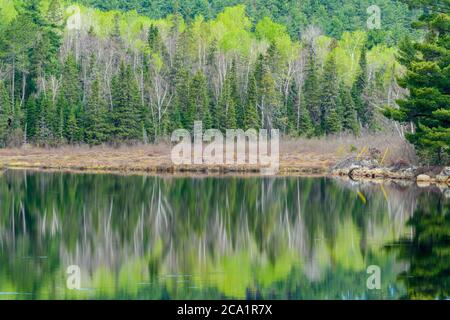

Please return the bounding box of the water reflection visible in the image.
[0,170,446,299]
[386,190,450,299]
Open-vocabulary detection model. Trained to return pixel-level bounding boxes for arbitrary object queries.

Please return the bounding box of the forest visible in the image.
[0,0,448,164]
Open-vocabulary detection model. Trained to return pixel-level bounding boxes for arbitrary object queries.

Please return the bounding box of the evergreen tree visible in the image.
[36,93,55,145]
[320,42,341,135]
[59,54,82,142]
[254,54,278,129]
[47,0,64,28]
[298,95,314,137]
[171,51,191,130]
[229,61,243,128]
[111,63,142,142]
[66,107,79,144]
[302,44,321,134]
[189,71,211,129]
[383,3,449,164]
[26,0,62,96]
[325,108,341,135]
[24,96,38,142]
[0,81,10,146]
[244,75,260,131]
[218,69,237,130]
[351,45,374,129]
[148,24,168,62]
[285,81,299,136]
[340,86,360,136]
[111,13,122,45]
[85,76,109,144]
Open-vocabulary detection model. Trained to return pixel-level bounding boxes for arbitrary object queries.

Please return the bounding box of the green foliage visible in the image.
[189,71,211,129]
[0,1,419,147]
[85,76,109,144]
[111,63,142,142]
[0,80,10,146]
[340,86,360,136]
[298,97,314,137]
[387,192,450,300]
[0,171,418,299]
[321,42,341,135]
[244,75,260,131]
[383,2,449,164]
[76,0,420,46]
[302,44,321,134]
[219,66,238,130]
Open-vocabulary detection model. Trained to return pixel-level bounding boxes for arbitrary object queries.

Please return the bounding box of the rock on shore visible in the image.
[331,157,449,187]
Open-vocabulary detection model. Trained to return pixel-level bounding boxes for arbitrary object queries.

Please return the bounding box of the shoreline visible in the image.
[0,144,334,176]
[0,161,329,176]
[0,145,447,187]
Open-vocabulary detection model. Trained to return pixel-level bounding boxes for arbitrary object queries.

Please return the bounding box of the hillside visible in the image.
[0,0,447,166]
[76,0,420,46]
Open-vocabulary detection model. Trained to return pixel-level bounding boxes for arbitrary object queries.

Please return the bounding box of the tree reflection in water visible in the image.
[386,189,449,300]
[0,170,443,300]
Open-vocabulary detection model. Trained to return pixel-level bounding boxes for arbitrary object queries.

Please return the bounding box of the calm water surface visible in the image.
[0,170,448,300]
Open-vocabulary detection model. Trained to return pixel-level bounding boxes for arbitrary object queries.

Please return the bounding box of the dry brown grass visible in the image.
[0,133,416,175]
[281,132,417,166]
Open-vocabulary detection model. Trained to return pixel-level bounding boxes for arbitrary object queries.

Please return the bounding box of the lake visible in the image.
[0,170,448,300]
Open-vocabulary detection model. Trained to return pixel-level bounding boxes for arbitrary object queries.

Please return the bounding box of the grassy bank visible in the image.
[0,134,415,175]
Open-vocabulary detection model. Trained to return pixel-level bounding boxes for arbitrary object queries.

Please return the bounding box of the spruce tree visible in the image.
[59,54,82,142]
[298,95,314,137]
[36,94,55,145]
[285,81,299,136]
[85,76,109,144]
[0,81,10,146]
[351,45,372,129]
[229,61,243,128]
[189,71,211,129]
[111,63,142,142]
[244,75,260,130]
[302,44,321,134]
[66,108,78,144]
[148,24,169,63]
[218,70,237,130]
[320,41,341,135]
[325,108,341,135]
[25,96,38,142]
[340,86,360,136]
[254,54,278,129]
[172,57,191,130]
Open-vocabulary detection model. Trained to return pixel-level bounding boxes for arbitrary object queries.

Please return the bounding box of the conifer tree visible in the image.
[298,96,314,137]
[148,24,169,63]
[24,96,38,142]
[189,71,211,129]
[325,108,341,135]
[85,76,109,144]
[340,86,360,136]
[302,44,321,134]
[111,63,142,142]
[254,54,278,129]
[0,81,10,146]
[66,107,78,144]
[285,81,299,136]
[320,41,341,135]
[229,61,242,128]
[59,54,82,141]
[383,2,449,164]
[36,93,55,145]
[244,75,260,131]
[351,45,371,129]
[219,70,237,130]
[171,52,191,130]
